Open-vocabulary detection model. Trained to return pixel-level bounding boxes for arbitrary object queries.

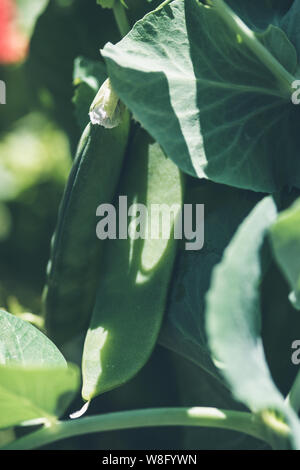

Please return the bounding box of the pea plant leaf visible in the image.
[0,310,79,429]
[205,197,300,449]
[159,179,261,384]
[269,197,300,310]
[102,0,300,193]
[280,0,300,61]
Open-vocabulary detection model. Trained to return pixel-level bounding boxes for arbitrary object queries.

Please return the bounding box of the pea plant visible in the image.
[2,0,300,451]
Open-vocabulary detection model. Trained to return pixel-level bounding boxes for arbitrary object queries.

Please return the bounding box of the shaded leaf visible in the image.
[159,179,261,382]
[226,0,293,31]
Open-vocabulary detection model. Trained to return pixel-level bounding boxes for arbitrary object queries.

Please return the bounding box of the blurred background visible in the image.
[0,0,184,450]
[0,0,265,450]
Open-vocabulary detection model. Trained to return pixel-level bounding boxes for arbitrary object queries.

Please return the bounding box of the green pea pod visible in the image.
[44,83,130,347]
[82,128,184,401]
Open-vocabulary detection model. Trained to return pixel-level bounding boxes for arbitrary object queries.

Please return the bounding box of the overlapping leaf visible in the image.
[205,197,300,449]
[103,0,300,192]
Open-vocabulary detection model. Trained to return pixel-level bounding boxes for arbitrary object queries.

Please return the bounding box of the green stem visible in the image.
[213,0,295,98]
[154,0,174,11]
[2,407,267,450]
[113,1,130,37]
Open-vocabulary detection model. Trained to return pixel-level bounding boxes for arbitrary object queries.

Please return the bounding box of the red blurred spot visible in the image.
[0,0,28,64]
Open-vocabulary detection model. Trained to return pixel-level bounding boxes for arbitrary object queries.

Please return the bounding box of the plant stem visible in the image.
[154,0,174,12]
[2,407,267,450]
[113,1,130,37]
[213,0,295,98]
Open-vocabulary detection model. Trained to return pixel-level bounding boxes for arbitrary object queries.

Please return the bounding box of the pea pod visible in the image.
[82,128,184,401]
[43,82,130,347]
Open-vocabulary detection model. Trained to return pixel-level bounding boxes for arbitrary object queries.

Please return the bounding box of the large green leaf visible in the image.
[159,179,261,382]
[102,0,300,192]
[0,310,79,429]
[269,197,300,310]
[205,197,300,449]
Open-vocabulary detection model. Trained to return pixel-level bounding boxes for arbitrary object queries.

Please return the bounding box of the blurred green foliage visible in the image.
[0,0,189,451]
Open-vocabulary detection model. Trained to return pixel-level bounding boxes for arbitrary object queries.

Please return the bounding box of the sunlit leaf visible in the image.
[103,0,300,192]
